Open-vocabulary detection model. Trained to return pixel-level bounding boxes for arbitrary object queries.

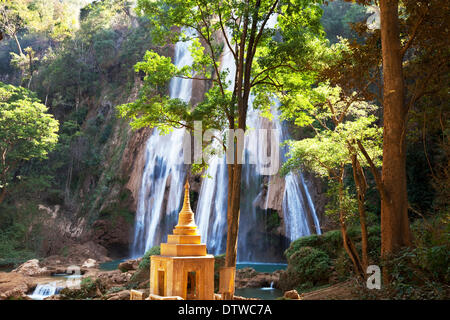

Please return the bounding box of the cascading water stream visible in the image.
[131,30,194,257]
[28,282,59,300]
[272,107,322,239]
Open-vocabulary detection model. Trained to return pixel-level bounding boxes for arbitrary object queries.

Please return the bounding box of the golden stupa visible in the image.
[148,180,215,300]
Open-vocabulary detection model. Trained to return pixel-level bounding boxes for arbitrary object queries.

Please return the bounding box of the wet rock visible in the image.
[232,295,259,300]
[12,259,51,277]
[96,270,132,289]
[44,294,61,300]
[283,289,301,300]
[0,272,39,300]
[118,258,140,272]
[105,290,130,300]
[81,259,98,269]
[235,268,281,289]
[121,126,153,212]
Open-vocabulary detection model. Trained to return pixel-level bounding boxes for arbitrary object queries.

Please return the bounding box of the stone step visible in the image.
[160,243,207,257]
[167,234,201,244]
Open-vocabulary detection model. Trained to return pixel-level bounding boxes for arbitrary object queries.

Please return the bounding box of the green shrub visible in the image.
[128,246,161,287]
[138,246,161,270]
[0,222,37,268]
[334,248,352,280]
[290,247,331,283]
[284,234,322,260]
[280,246,331,291]
[383,246,450,299]
[320,230,342,258]
[60,276,105,300]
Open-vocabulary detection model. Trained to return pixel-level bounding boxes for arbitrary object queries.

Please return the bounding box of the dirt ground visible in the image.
[300,280,358,300]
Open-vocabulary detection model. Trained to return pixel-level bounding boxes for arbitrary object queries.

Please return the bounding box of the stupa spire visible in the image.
[174,179,197,231]
[181,180,193,214]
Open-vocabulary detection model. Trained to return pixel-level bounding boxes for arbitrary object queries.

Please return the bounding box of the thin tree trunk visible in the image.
[223,161,243,300]
[13,34,23,56]
[379,0,412,267]
[338,176,365,279]
[340,221,365,279]
[350,152,369,271]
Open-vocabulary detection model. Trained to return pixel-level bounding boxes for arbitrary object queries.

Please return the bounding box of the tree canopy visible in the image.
[0,81,59,203]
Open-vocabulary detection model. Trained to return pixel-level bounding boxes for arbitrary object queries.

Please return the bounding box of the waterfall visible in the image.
[131,30,194,257]
[28,282,59,300]
[273,107,322,239]
[132,23,321,261]
[194,28,321,261]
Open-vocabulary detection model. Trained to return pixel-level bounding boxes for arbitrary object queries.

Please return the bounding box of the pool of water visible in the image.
[99,259,128,271]
[100,259,287,273]
[235,287,283,300]
[236,262,287,273]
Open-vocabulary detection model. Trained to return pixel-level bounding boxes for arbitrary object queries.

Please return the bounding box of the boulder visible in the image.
[283,289,301,300]
[105,290,130,300]
[96,270,132,289]
[232,295,259,300]
[0,272,39,299]
[118,258,140,272]
[12,259,51,277]
[235,268,281,289]
[81,259,98,269]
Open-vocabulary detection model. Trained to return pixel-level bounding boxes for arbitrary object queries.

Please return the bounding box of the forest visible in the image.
[0,0,448,301]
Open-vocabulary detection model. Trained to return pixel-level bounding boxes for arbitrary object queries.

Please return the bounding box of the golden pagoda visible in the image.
[149,180,215,300]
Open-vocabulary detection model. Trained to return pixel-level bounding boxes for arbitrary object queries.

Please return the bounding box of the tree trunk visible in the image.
[340,222,365,279]
[338,176,365,279]
[223,161,243,300]
[351,153,369,271]
[379,0,412,263]
[13,34,23,56]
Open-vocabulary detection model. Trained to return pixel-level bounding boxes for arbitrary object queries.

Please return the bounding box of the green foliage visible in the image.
[0,202,46,268]
[137,246,161,270]
[127,246,161,287]
[60,275,105,300]
[120,0,326,169]
[32,0,147,108]
[0,223,36,267]
[285,234,322,259]
[281,85,382,177]
[382,246,449,300]
[281,246,331,290]
[285,225,381,261]
[265,209,281,232]
[0,82,59,196]
[320,0,368,44]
